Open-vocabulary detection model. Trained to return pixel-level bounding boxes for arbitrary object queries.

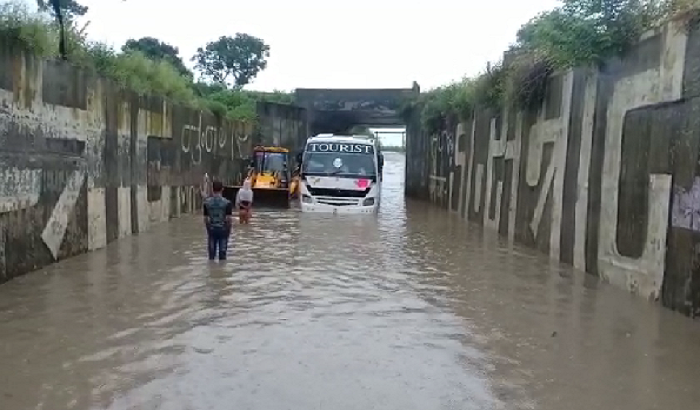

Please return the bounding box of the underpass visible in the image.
[1,153,700,410]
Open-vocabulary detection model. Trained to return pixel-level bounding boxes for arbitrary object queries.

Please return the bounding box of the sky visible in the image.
[21,0,561,145]
[58,0,560,92]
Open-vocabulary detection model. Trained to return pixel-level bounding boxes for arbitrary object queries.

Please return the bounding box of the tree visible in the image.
[35,0,88,60]
[36,0,88,20]
[192,33,270,88]
[36,0,127,61]
[122,37,192,78]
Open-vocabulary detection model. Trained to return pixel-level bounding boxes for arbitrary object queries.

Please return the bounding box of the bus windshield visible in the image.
[302,151,376,177]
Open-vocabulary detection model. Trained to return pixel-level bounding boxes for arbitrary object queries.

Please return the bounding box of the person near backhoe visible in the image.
[235,178,254,224]
[203,180,233,260]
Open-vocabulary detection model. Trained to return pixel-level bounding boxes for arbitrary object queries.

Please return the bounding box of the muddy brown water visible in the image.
[1,153,700,410]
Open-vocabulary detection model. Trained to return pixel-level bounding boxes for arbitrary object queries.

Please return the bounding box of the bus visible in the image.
[297,134,383,214]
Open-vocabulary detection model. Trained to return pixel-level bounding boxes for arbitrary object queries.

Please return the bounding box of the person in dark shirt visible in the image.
[203,180,233,260]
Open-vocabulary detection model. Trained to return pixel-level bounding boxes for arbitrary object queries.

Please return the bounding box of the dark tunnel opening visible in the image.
[310,110,364,135]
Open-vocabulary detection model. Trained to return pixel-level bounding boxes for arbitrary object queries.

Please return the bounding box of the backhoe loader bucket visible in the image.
[252,187,291,208]
[221,185,291,209]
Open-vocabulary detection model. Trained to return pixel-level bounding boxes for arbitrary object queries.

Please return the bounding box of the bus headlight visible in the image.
[362,197,375,206]
[302,194,313,204]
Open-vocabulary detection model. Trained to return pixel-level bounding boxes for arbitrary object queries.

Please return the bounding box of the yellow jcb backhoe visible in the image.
[223,146,300,208]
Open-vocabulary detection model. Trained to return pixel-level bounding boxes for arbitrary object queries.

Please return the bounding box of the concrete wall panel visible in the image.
[406,19,700,318]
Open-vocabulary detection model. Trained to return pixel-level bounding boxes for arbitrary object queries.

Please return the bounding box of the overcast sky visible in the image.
[61,0,559,92]
[21,0,560,144]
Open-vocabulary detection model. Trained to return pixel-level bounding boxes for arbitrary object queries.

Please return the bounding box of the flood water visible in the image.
[2,152,700,410]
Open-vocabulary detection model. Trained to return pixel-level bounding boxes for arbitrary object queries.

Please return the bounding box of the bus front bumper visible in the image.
[300,201,377,214]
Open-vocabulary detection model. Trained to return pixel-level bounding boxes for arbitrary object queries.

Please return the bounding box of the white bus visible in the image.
[298,134,383,214]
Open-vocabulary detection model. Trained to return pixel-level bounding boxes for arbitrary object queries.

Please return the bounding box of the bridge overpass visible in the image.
[294,83,420,137]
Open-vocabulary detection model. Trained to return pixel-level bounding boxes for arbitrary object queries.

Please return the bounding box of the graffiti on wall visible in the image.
[596,23,686,300]
[233,131,250,159]
[483,109,523,242]
[0,167,41,213]
[410,20,694,306]
[527,71,574,259]
[0,166,42,277]
[0,145,86,270]
[180,123,253,164]
[452,123,468,216]
[41,168,85,259]
[428,131,454,205]
[180,124,201,164]
[462,118,477,217]
[672,177,700,232]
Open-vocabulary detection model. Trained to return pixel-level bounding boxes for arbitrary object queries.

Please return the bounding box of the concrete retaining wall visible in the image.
[406,19,700,317]
[0,44,303,283]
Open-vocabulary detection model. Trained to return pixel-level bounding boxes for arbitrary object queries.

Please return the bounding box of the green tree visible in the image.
[36,0,87,20]
[36,0,87,60]
[122,37,192,78]
[192,33,270,88]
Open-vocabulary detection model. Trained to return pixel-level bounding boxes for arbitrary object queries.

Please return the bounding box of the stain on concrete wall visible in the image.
[0,48,301,283]
[404,104,428,199]
[406,19,700,318]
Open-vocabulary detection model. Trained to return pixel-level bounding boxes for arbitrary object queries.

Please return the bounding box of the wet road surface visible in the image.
[2,153,700,410]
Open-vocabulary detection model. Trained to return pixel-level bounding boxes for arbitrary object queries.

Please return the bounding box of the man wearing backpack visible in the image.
[203,180,233,260]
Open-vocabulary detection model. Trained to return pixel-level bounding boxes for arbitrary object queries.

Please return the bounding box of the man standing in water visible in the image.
[203,180,233,260]
[235,179,254,224]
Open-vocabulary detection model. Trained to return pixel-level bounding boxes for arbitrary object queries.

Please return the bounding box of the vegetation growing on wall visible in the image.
[409,0,699,135]
[121,36,193,79]
[0,1,294,122]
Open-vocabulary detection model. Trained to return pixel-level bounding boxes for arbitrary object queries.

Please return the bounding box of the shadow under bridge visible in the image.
[294,83,420,136]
